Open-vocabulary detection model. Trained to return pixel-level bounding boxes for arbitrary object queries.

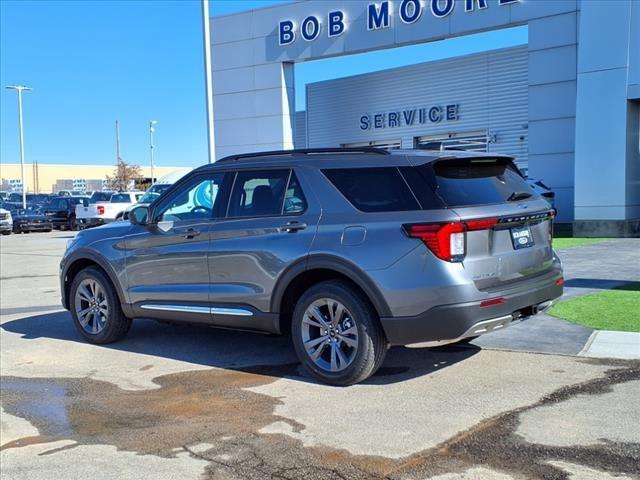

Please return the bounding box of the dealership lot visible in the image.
[1,231,639,479]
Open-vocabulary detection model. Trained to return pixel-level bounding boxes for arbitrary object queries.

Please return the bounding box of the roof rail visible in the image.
[216,147,390,163]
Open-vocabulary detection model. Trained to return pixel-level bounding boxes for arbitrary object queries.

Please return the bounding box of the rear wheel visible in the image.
[292,280,388,386]
[70,267,131,344]
[68,215,77,231]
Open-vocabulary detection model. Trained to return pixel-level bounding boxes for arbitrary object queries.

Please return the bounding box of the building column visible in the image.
[210,11,296,160]
[573,0,639,236]
[526,11,578,225]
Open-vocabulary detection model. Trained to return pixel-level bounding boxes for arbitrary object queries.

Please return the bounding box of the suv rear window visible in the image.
[110,194,132,203]
[430,158,538,207]
[323,167,420,213]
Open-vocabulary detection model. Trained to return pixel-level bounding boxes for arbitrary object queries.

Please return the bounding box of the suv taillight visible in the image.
[97,205,105,215]
[404,218,498,262]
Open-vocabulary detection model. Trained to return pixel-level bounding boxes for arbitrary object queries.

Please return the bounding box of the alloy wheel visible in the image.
[301,298,359,373]
[74,278,109,334]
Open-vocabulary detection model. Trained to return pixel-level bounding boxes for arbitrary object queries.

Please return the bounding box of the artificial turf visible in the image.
[548,282,640,332]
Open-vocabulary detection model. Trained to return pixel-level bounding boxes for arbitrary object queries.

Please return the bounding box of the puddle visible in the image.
[1,360,639,480]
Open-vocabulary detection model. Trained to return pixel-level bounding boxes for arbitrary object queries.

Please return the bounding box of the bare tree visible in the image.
[105,160,142,192]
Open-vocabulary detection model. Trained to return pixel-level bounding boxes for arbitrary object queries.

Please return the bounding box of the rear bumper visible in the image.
[380,278,563,346]
[78,218,106,228]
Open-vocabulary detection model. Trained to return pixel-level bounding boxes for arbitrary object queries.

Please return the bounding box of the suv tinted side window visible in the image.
[322,167,420,213]
[228,169,289,218]
[154,173,225,222]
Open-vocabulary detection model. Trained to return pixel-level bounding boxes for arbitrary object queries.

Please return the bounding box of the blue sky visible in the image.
[1,0,526,168]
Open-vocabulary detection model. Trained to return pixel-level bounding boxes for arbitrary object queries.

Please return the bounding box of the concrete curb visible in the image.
[578,330,640,360]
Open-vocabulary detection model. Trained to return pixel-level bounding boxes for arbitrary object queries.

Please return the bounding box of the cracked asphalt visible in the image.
[1,232,639,479]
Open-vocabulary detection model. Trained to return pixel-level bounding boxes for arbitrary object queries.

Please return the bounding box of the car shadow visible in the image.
[564,278,638,290]
[1,310,480,386]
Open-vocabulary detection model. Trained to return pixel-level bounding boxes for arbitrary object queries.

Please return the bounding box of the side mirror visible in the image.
[129,205,150,225]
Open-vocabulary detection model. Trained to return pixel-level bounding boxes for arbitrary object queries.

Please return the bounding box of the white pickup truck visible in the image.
[76,191,143,229]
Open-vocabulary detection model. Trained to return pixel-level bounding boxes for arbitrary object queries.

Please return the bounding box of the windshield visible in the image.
[138,184,171,204]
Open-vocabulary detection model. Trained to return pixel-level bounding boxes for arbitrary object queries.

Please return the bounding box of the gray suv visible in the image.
[60,148,563,385]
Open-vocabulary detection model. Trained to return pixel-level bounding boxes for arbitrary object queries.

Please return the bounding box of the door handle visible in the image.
[280,221,307,233]
[177,228,201,239]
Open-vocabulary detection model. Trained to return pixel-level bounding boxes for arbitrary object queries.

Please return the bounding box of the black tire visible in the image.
[68,215,77,231]
[1,230,11,235]
[291,280,388,386]
[45,229,52,233]
[69,266,131,344]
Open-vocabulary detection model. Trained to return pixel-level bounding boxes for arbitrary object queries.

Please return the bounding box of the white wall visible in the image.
[574,0,639,221]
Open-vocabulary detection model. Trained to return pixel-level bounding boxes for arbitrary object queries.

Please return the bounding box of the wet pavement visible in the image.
[1,232,639,479]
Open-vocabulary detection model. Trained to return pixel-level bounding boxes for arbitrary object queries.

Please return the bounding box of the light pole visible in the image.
[5,85,32,208]
[202,0,215,163]
[149,120,158,184]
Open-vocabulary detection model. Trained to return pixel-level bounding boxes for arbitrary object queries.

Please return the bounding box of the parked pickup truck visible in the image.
[76,191,143,229]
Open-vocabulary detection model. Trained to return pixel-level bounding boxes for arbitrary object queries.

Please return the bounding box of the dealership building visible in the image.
[210,0,639,235]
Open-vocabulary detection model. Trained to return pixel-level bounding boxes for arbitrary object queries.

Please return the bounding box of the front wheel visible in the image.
[291,280,388,386]
[70,267,131,344]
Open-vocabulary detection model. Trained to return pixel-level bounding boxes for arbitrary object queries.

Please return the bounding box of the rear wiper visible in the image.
[507,191,533,201]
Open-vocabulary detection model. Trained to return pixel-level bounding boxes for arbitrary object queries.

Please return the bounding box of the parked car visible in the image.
[121,169,192,220]
[44,196,89,230]
[76,191,143,229]
[527,178,555,207]
[60,148,564,386]
[0,208,13,235]
[11,207,53,233]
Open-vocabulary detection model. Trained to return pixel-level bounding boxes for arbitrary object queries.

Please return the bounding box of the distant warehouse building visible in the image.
[210,0,640,236]
[0,164,183,194]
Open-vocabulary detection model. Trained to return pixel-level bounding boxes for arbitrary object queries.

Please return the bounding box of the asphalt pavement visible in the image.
[1,231,639,479]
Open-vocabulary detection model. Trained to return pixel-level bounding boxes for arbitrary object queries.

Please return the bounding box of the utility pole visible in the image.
[202,0,216,163]
[115,120,122,165]
[5,85,32,208]
[149,120,158,184]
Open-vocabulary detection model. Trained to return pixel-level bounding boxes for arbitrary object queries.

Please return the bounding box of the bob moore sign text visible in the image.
[279,0,520,46]
[360,104,460,130]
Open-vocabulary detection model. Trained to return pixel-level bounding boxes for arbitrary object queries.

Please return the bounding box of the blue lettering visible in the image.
[403,110,416,125]
[360,115,370,130]
[429,106,443,123]
[419,108,427,124]
[301,16,320,41]
[374,114,385,128]
[430,0,455,18]
[400,0,422,24]
[388,112,399,127]
[465,0,487,12]
[368,2,390,30]
[446,104,459,121]
[328,10,345,37]
[498,0,519,4]
[279,20,295,46]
